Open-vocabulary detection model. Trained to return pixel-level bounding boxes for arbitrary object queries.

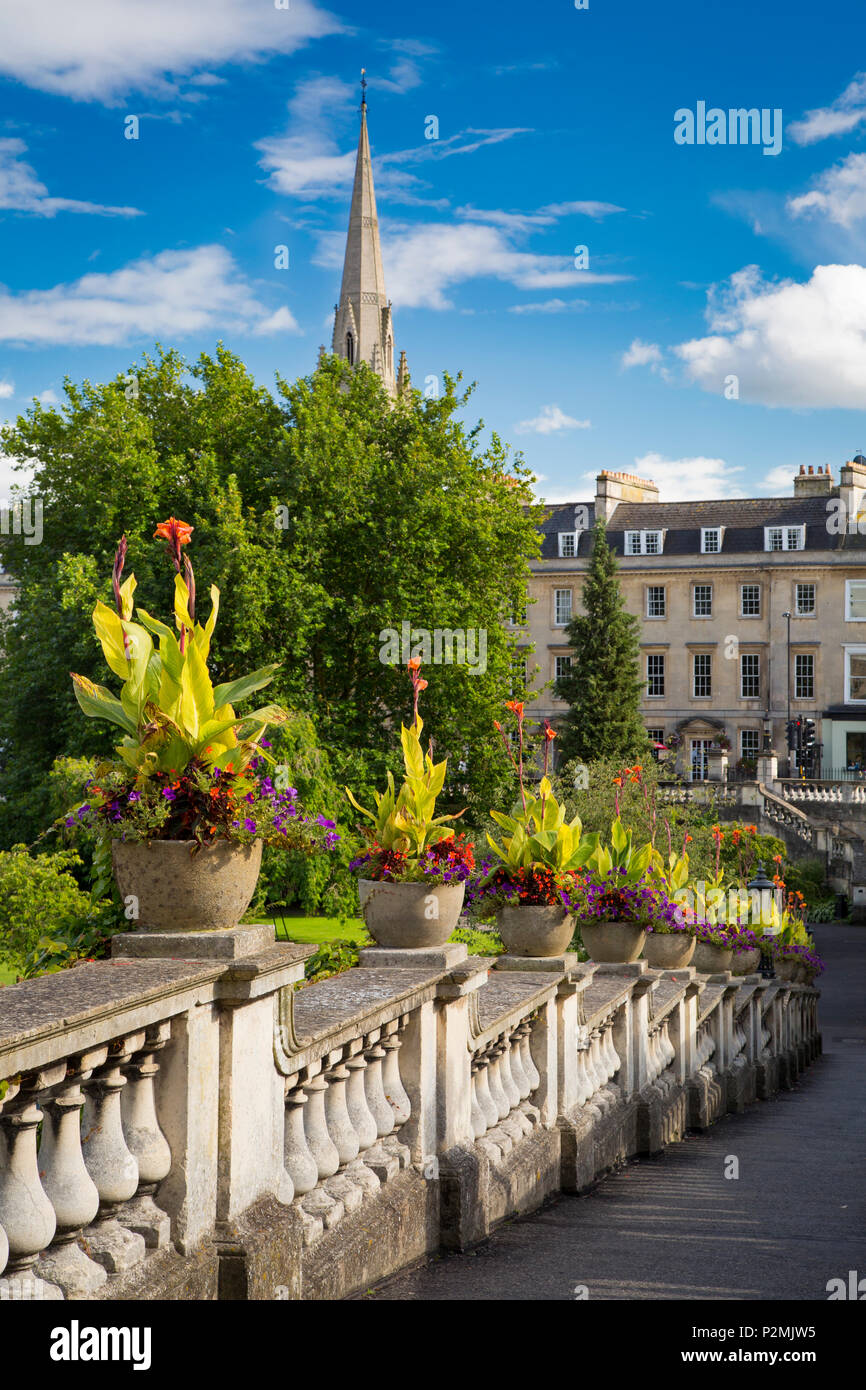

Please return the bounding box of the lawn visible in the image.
[252,915,369,945]
[0,959,19,985]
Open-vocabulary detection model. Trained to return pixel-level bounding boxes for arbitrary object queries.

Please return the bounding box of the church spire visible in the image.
[332,73,404,398]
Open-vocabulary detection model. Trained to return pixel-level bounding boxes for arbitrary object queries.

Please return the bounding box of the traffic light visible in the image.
[786,719,802,751]
[802,719,816,750]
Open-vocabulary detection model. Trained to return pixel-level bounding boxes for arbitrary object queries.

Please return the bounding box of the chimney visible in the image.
[794,462,835,497]
[840,456,866,524]
[595,470,659,524]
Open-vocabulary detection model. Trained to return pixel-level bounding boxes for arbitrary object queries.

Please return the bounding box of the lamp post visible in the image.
[749,861,777,979]
[782,611,792,775]
[762,713,772,756]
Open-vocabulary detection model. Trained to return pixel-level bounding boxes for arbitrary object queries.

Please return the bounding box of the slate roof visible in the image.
[536,496,866,559]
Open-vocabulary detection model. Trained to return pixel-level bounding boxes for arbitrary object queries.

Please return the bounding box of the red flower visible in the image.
[154,517,194,574]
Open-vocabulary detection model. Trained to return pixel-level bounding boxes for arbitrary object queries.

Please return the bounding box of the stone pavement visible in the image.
[366,923,866,1301]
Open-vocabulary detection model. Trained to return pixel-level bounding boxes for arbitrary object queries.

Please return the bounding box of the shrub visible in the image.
[0,846,102,979]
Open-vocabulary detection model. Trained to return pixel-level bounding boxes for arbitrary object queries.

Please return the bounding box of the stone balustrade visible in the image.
[0,936,821,1302]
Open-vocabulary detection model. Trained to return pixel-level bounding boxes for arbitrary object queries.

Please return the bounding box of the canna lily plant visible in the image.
[71,519,288,778]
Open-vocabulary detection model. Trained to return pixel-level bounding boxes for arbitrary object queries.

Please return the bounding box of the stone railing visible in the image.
[0,935,821,1302]
[759,785,816,844]
[778,779,866,806]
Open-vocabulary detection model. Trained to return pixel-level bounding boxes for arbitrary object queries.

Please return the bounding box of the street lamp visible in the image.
[782,611,792,775]
[762,713,772,755]
[749,861,777,979]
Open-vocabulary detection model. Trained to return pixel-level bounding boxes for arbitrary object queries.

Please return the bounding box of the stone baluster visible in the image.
[587,1028,605,1092]
[0,1217,7,1278]
[605,1020,622,1081]
[302,1069,340,1180]
[473,1056,499,1132]
[575,1040,594,1106]
[284,1078,319,1197]
[323,1053,360,1168]
[119,1024,172,1248]
[517,1020,540,1093]
[0,1069,64,1297]
[381,1019,411,1127]
[363,1039,395,1138]
[486,1043,511,1122]
[662,1022,675,1071]
[497,1034,522,1112]
[81,1032,147,1274]
[344,1046,378,1153]
[37,1049,108,1297]
[469,1061,487,1139]
[509,1027,531,1100]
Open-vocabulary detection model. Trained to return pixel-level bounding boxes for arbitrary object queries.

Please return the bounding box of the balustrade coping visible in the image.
[648,977,688,1023]
[286,966,443,1069]
[696,984,726,1025]
[471,970,561,1047]
[581,976,634,1024]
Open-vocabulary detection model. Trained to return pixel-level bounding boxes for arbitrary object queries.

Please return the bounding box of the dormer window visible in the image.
[625,529,664,555]
[558,531,579,557]
[765,525,805,552]
[701,527,723,553]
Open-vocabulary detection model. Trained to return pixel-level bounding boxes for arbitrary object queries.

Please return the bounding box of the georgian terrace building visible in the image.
[521,458,866,780]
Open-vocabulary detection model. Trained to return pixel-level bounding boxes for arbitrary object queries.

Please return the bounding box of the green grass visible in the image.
[249,915,369,945]
[0,959,19,985]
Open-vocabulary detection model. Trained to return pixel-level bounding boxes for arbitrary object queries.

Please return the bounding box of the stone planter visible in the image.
[496,904,574,958]
[580,920,646,964]
[776,958,800,982]
[358,879,465,948]
[732,947,761,976]
[642,931,695,970]
[693,940,734,974]
[112,838,263,933]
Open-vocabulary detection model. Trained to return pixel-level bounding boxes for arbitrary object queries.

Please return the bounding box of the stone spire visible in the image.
[332,73,404,397]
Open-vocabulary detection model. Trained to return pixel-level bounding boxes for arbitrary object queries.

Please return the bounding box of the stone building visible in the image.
[522,459,866,779]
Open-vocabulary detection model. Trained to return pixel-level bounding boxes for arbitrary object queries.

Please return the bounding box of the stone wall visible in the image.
[0,938,821,1302]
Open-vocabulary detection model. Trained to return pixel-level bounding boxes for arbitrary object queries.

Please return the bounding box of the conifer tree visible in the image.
[554,519,648,764]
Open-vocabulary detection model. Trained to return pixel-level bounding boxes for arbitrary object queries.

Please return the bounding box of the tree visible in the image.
[554,519,648,763]
[0,347,539,845]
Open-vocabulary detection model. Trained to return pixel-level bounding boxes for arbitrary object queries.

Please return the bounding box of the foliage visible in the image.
[554,521,648,763]
[0,847,105,978]
[0,348,539,846]
[449,925,504,956]
[301,936,371,986]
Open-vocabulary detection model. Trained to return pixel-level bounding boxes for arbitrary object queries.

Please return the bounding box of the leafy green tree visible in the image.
[0,347,538,845]
[554,520,648,763]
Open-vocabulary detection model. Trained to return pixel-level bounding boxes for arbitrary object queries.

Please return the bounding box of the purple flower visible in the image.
[243,817,256,833]
[127,791,140,803]
[162,787,177,801]
[315,814,336,829]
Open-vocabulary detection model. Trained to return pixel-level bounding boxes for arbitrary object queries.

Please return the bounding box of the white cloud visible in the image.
[253,306,302,336]
[759,464,796,493]
[619,453,746,502]
[674,263,866,408]
[538,200,626,219]
[0,138,141,216]
[787,152,866,228]
[621,338,663,369]
[0,380,13,398]
[508,298,589,314]
[789,73,866,145]
[515,405,590,435]
[0,245,296,345]
[38,389,58,404]
[0,0,342,102]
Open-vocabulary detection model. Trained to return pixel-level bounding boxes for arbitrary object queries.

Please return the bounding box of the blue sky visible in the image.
[1,0,865,503]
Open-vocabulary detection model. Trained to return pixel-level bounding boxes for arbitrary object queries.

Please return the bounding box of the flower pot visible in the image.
[642,931,695,970]
[496,904,574,958]
[693,940,734,973]
[731,947,761,976]
[776,958,799,982]
[358,879,465,949]
[112,838,263,933]
[580,920,647,964]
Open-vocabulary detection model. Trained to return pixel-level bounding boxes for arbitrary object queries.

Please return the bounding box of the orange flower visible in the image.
[505,700,524,718]
[407,657,422,672]
[612,776,623,787]
[154,517,193,546]
[685,834,693,843]
[493,720,502,733]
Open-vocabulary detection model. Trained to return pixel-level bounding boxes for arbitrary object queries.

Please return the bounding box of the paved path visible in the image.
[368,923,866,1301]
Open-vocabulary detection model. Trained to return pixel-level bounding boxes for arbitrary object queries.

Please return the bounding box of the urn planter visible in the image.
[731,947,761,976]
[775,958,799,982]
[496,904,574,958]
[580,920,646,964]
[693,940,734,974]
[112,838,263,933]
[642,931,696,970]
[358,879,465,949]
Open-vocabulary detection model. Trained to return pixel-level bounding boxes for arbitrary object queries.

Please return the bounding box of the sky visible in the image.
[0,0,865,505]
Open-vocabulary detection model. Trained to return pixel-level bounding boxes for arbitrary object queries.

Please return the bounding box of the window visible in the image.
[693,584,713,617]
[646,728,665,744]
[346,332,355,365]
[796,582,816,616]
[741,729,761,758]
[845,648,866,702]
[693,653,712,698]
[555,655,573,682]
[845,580,866,621]
[740,653,760,699]
[646,585,666,618]
[558,532,578,558]
[509,601,527,626]
[625,530,664,555]
[794,653,814,700]
[554,589,572,626]
[646,654,665,697]
[764,525,805,552]
[740,584,761,617]
[701,527,722,553]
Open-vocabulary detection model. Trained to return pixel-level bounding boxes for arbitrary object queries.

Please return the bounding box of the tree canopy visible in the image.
[0,346,540,845]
